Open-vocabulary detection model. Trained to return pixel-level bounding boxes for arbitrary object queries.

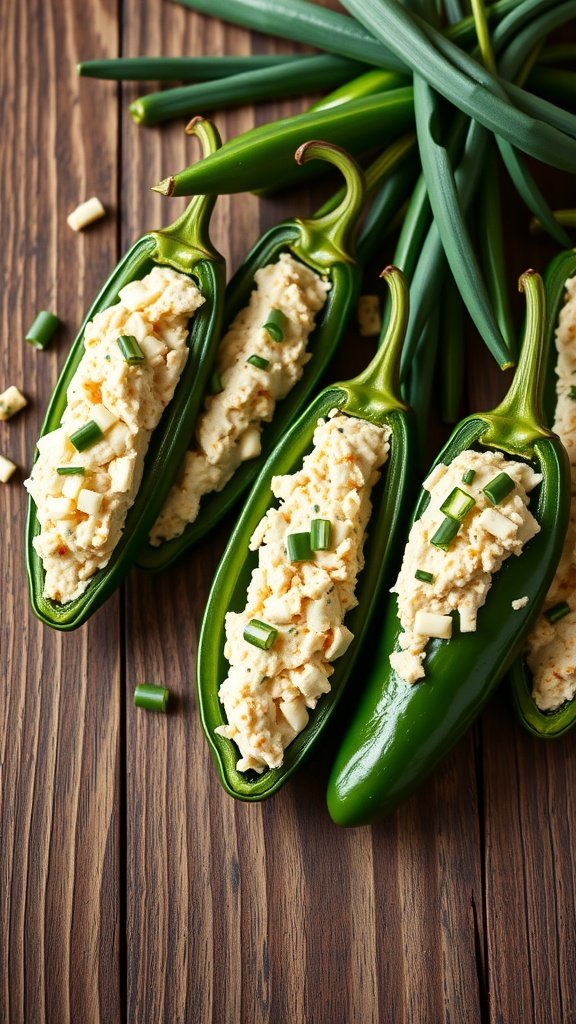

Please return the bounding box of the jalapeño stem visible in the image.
[479,270,551,456]
[352,266,410,410]
[290,140,366,271]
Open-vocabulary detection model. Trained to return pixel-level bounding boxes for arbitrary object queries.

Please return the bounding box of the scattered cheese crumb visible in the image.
[0,455,17,483]
[0,386,27,421]
[67,196,106,232]
[357,294,382,337]
[512,596,529,611]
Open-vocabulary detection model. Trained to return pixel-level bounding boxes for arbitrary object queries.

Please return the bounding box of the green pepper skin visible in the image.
[510,248,576,738]
[197,268,414,801]
[26,122,225,630]
[327,272,571,824]
[136,142,371,573]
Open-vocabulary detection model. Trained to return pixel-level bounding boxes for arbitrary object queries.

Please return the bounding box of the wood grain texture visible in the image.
[2,2,576,1023]
[0,2,121,1023]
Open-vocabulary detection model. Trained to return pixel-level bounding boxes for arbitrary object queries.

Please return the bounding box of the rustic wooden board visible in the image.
[1,1,576,1022]
[0,2,122,1023]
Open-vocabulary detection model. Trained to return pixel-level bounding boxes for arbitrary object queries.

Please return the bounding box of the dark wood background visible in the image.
[1,1,575,1022]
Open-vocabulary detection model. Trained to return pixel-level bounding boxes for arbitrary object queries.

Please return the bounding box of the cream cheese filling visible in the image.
[526,274,576,711]
[25,265,204,603]
[149,252,330,546]
[216,410,390,774]
[390,449,541,685]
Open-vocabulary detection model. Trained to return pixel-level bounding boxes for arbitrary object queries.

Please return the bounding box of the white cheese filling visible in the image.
[390,449,541,685]
[149,253,330,545]
[215,410,390,774]
[25,265,204,603]
[526,274,576,711]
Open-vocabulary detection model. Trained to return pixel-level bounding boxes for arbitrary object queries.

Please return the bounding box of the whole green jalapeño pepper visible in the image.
[26,119,226,631]
[136,140,370,572]
[327,271,570,826]
[510,249,576,738]
[197,267,415,801]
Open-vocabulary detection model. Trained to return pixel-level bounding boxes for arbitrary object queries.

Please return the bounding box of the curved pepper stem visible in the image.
[479,269,553,457]
[351,265,410,412]
[154,117,222,271]
[290,140,365,272]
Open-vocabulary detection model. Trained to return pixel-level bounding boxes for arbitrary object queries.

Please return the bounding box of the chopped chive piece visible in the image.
[26,310,60,350]
[313,504,320,513]
[415,569,434,583]
[68,420,103,452]
[246,354,270,370]
[133,682,170,713]
[482,472,515,506]
[243,619,278,650]
[545,601,570,624]
[208,371,223,395]
[430,516,460,551]
[311,518,331,551]
[117,334,145,364]
[262,307,288,342]
[440,486,475,521]
[462,469,476,485]
[286,531,313,562]
[570,386,576,400]
[57,466,85,476]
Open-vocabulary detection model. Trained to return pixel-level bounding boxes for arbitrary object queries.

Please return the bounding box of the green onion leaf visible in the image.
[26,310,61,350]
[570,386,576,400]
[68,421,104,452]
[311,519,331,551]
[247,354,270,371]
[545,601,570,625]
[117,334,145,364]
[440,486,475,521]
[243,619,278,650]
[482,472,515,505]
[430,516,461,550]
[462,469,476,484]
[208,371,223,395]
[415,569,434,583]
[286,532,313,562]
[57,466,86,476]
[263,307,288,342]
[133,683,170,713]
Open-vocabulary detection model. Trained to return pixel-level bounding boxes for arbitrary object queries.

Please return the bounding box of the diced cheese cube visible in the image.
[238,426,261,461]
[61,474,85,500]
[297,664,331,701]
[0,386,27,421]
[324,624,354,660]
[0,455,17,482]
[423,463,448,493]
[77,488,103,515]
[106,422,132,455]
[280,698,309,733]
[414,610,453,639]
[36,427,71,461]
[67,196,105,231]
[139,336,166,364]
[91,403,118,433]
[108,455,135,493]
[357,294,382,337]
[45,495,75,518]
[478,507,518,541]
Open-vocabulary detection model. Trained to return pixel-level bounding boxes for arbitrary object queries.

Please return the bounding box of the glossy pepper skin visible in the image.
[327,271,570,826]
[25,119,225,631]
[136,141,373,573]
[196,267,415,801]
[510,249,576,738]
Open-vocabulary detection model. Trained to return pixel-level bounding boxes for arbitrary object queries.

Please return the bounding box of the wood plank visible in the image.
[0,1,121,1022]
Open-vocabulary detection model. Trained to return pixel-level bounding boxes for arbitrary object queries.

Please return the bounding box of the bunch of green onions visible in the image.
[78,0,576,431]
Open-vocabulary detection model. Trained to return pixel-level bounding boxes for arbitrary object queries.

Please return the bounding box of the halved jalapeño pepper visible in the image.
[510,249,576,738]
[26,119,225,630]
[327,271,570,825]
[197,267,414,801]
[136,140,368,572]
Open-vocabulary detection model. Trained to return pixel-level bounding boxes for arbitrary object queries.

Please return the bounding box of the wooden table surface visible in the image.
[2,2,576,1022]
